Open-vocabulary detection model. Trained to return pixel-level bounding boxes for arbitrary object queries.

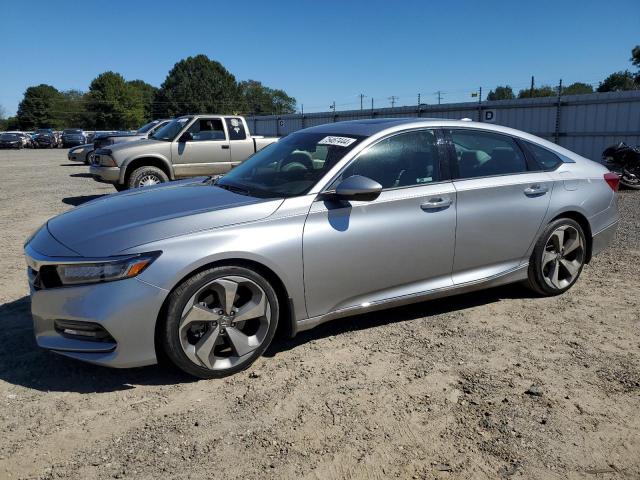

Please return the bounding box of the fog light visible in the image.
[54,320,115,342]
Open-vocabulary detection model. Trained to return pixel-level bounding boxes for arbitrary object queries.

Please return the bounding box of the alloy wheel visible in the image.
[541,225,584,290]
[178,276,271,370]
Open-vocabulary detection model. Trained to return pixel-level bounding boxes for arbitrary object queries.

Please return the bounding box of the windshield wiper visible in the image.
[215,183,252,196]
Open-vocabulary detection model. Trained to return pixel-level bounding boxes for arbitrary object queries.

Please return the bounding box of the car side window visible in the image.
[448,129,528,179]
[332,130,441,189]
[225,118,247,140]
[524,141,563,170]
[187,119,226,141]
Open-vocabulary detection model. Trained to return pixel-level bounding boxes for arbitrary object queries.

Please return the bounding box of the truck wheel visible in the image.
[128,166,169,189]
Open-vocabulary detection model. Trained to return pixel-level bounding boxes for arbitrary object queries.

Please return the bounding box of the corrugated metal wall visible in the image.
[247,90,640,161]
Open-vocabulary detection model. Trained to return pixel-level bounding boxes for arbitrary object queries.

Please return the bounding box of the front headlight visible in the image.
[54,252,161,286]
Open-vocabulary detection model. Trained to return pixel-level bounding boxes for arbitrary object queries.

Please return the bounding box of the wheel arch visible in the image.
[549,210,593,263]
[153,257,297,364]
[120,156,174,184]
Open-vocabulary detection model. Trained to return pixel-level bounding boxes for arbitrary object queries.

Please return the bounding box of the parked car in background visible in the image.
[4,132,33,148]
[0,132,26,149]
[61,129,86,148]
[93,119,170,150]
[25,118,619,378]
[67,144,94,164]
[32,129,59,148]
[90,115,278,190]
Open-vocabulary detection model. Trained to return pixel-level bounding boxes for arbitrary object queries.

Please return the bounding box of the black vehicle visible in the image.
[602,142,640,190]
[33,128,58,149]
[93,119,170,149]
[0,132,24,149]
[61,128,86,148]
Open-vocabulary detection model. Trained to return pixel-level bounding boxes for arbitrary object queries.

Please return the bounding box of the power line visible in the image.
[388,96,399,108]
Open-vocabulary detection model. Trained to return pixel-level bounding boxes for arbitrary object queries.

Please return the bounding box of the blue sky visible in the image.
[1,0,638,116]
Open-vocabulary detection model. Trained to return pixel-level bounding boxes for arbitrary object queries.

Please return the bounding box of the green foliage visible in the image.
[561,82,594,96]
[239,80,296,114]
[632,45,640,68]
[55,90,90,128]
[16,84,64,129]
[155,55,241,117]
[85,72,146,129]
[597,71,638,92]
[517,85,557,98]
[486,85,515,101]
[128,80,159,120]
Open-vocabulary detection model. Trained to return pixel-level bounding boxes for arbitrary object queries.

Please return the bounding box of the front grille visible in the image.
[54,320,115,342]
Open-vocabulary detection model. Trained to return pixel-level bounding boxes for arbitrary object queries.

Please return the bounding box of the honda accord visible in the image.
[24,119,619,378]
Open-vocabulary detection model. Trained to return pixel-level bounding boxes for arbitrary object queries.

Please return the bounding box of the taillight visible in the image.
[604,172,620,192]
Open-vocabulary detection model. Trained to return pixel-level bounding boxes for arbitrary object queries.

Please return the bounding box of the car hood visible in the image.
[47,179,284,257]
[106,138,166,160]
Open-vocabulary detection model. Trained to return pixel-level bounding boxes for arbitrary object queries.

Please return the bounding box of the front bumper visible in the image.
[25,241,168,368]
[89,165,121,183]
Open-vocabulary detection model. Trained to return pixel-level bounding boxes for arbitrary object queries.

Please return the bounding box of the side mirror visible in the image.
[330,175,382,202]
[178,132,193,143]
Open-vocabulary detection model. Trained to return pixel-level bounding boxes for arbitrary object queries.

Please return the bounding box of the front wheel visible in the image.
[128,166,169,189]
[525,218,587,296]
[161,266,279,379]
[620,173,640,190]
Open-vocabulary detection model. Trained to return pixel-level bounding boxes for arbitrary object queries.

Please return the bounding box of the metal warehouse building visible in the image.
[247,90,640,162]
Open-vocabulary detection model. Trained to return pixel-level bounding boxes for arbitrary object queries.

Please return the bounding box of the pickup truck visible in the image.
[90,115,278,190]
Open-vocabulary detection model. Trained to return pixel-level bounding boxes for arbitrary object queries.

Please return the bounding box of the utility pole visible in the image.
[530,76,535,98]
[371,97,374,110]
[477,86,482,122]
[301,104,304,115]
[436,91,443,105]
[388,96,399,108]
[329,101,336,111]
[358,93,367,110]
[554,79,563,144]
[417,93,421,106]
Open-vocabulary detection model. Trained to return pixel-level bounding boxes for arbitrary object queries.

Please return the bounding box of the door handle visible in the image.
[420,196,452,210]
[524,184,548,196]
[221,145,230,149]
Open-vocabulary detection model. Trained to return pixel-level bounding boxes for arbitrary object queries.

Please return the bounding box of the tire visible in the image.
[161,266,279,379]
[128,165,169,189]
[84,150,94,165]
[620,176,640,190]
[525,218,587,296]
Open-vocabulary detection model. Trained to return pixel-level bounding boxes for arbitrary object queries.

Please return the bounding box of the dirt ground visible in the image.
[0,149,638,480]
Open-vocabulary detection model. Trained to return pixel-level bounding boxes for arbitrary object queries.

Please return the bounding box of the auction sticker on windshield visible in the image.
[318,136,358,147]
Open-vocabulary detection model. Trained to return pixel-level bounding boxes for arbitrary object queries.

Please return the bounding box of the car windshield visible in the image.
[151,117,191,141]
[215,132,366,198]
[63,129,82,134]
[136,121,159,134]
[0,133,19,140]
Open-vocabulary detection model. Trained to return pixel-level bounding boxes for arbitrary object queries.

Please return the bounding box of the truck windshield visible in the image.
[215,132,366,198]
[136,121,159,134]
[151,117,191,141]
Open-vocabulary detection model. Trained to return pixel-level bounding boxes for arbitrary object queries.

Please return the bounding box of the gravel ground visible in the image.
[0,149,639,480]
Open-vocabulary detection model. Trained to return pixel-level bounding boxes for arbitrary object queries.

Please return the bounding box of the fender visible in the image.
[119,154,175,183]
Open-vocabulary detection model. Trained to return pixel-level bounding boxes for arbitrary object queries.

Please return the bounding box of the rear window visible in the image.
[525,141,563,170]
[226,118,247,140]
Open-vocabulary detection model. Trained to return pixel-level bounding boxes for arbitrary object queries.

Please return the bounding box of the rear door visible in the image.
[445,128,553,284]
[225,117,255,167]
[303,129,457,318]
[171,117,231,177]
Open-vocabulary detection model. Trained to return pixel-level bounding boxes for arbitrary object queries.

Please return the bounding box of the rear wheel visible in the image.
[161,266,279,379]
[128,166,169,189]
[526,218,586,296]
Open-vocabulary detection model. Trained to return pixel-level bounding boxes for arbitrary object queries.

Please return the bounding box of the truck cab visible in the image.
[89,115,278,190]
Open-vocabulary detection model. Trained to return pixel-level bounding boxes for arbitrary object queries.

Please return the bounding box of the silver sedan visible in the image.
[24,119,619,378]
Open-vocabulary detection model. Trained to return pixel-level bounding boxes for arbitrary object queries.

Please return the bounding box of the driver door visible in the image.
[171,117,231,177]
[302,129,457,318]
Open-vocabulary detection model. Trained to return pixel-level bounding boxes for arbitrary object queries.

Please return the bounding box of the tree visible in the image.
[54,89,90,128]
[16,84,63,129]
[632,45,640,68]
[517,85,557,98]
[561,82,594,96]
[486,85,515,101]
[85,71,145,129]
[239,80,296,114]
[597,71,638,92]
[0,104,6,120]
[128,79,159,120]
[155,55,241,117]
